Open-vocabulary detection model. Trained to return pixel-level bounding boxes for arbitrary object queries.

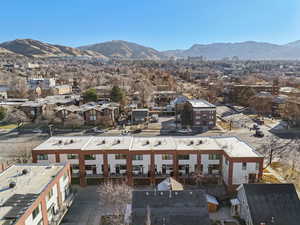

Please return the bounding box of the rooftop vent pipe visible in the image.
[9,181,16,189]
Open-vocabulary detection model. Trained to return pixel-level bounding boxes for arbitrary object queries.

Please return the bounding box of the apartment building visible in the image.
[181,99,216,129]
[32,136,263,192]
[27,78,56,90]
[0,163,72,225]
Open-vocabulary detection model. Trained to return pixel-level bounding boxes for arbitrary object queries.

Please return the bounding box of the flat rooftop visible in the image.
[33,136,261,158]
[187,99,216,108]
[0,163,66,224]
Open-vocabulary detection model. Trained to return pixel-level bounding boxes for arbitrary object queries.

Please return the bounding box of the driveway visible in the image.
[61,186,103,225]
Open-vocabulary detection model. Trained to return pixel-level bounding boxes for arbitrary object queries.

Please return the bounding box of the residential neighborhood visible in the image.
[1,1,300,225]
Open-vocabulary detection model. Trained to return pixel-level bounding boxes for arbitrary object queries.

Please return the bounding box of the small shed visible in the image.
[157,177,184,191]
[206,194,219,212]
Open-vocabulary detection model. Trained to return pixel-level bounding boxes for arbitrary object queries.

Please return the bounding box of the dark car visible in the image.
[132,129,142,134]
[254,130,264,137]
[253,118,264,125]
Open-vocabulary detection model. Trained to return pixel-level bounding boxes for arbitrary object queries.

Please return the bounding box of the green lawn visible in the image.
[0,124,18,129]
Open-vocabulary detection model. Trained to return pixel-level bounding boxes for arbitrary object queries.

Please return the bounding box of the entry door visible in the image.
[185,165,189,175]
[162,165,166,175]
[116,165,120,174]
[248,173,257,183]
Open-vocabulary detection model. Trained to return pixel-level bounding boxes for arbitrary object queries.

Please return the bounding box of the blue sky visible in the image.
[1,0,300,50]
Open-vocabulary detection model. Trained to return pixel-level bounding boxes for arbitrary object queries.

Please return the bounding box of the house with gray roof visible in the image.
[131,190,211,225]
[236,183,300,225]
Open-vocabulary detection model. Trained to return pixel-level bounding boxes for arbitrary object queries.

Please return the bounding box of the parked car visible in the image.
[254,130,264,137]
[150,114,159,123]
[121,130,130,135]
[85,127,104,134]
[32,128,42,133]
[253,118,264,125]
[177,128,192,134]
[132,129,142,134]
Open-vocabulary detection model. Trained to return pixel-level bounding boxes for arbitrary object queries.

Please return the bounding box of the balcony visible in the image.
[48,189,76,225]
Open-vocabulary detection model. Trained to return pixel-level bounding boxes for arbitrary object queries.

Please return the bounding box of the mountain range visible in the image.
[1,38,300,60]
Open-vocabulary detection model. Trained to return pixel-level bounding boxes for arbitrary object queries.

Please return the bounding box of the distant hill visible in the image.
[79,40,164,60]
[162,41,300,60]
[0,39,107,59]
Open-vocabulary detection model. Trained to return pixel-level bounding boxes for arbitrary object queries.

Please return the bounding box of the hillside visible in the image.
[79,40,164,60]
[0,39,107,59]
[162,41,300,60]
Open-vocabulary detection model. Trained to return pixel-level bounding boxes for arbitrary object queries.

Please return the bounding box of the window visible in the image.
[85,165,96,170]
[256,162,259,170]
[67,154,78,159]
[115,154,127,160]
[71,164,79,170]
[209,154,221,160]
[208,164,220,174]
[89,110,96,120]
[177,154,189,160]
[242,162,247,170]
[47,188,53,200]
[32,205,40,220]
[37,154,48,160]
[132,155,143,160]
[225,159,229,165]
[162,154,173,160]
[116,164,127,170]
[178,165,189,170]
[166,165,173,170]
[84,154,96,160]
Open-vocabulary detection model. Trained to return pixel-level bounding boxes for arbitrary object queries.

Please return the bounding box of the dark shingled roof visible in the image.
[132,190,211,225]
[242,184,300,225]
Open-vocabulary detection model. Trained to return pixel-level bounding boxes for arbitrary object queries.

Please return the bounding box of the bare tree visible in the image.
[98,181,132,225]
[248,95,273,117]
[258,136,294,169]
[8,143,35,163]
[282,99,300,128]
[5,108,28,127]
[192,167,205,187]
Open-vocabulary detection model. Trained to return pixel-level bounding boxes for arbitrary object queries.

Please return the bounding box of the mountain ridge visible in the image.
[0,39,107,59]
[2,38,300,60]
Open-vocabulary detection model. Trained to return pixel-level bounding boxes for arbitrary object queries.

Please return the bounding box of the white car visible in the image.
[177,128,192,134]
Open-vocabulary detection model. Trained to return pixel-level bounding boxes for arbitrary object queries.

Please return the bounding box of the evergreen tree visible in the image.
[83,88,98,102]
[110,85,124,102]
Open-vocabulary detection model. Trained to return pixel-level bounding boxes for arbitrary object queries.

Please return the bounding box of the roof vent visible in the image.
[102,140,106,144]
[70,139,74,144]
[198,140,203,145]
[146,192,149,196]
[144,140,150,145]
[9,182,16,189]
[22,169,28,175]
[157,141,162,145]
[174,192,178,195]
[58,140,62,144]
[190,140,194,145]
[114,139,121,145]
[189,191,193,195]
[160,192,164,196]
